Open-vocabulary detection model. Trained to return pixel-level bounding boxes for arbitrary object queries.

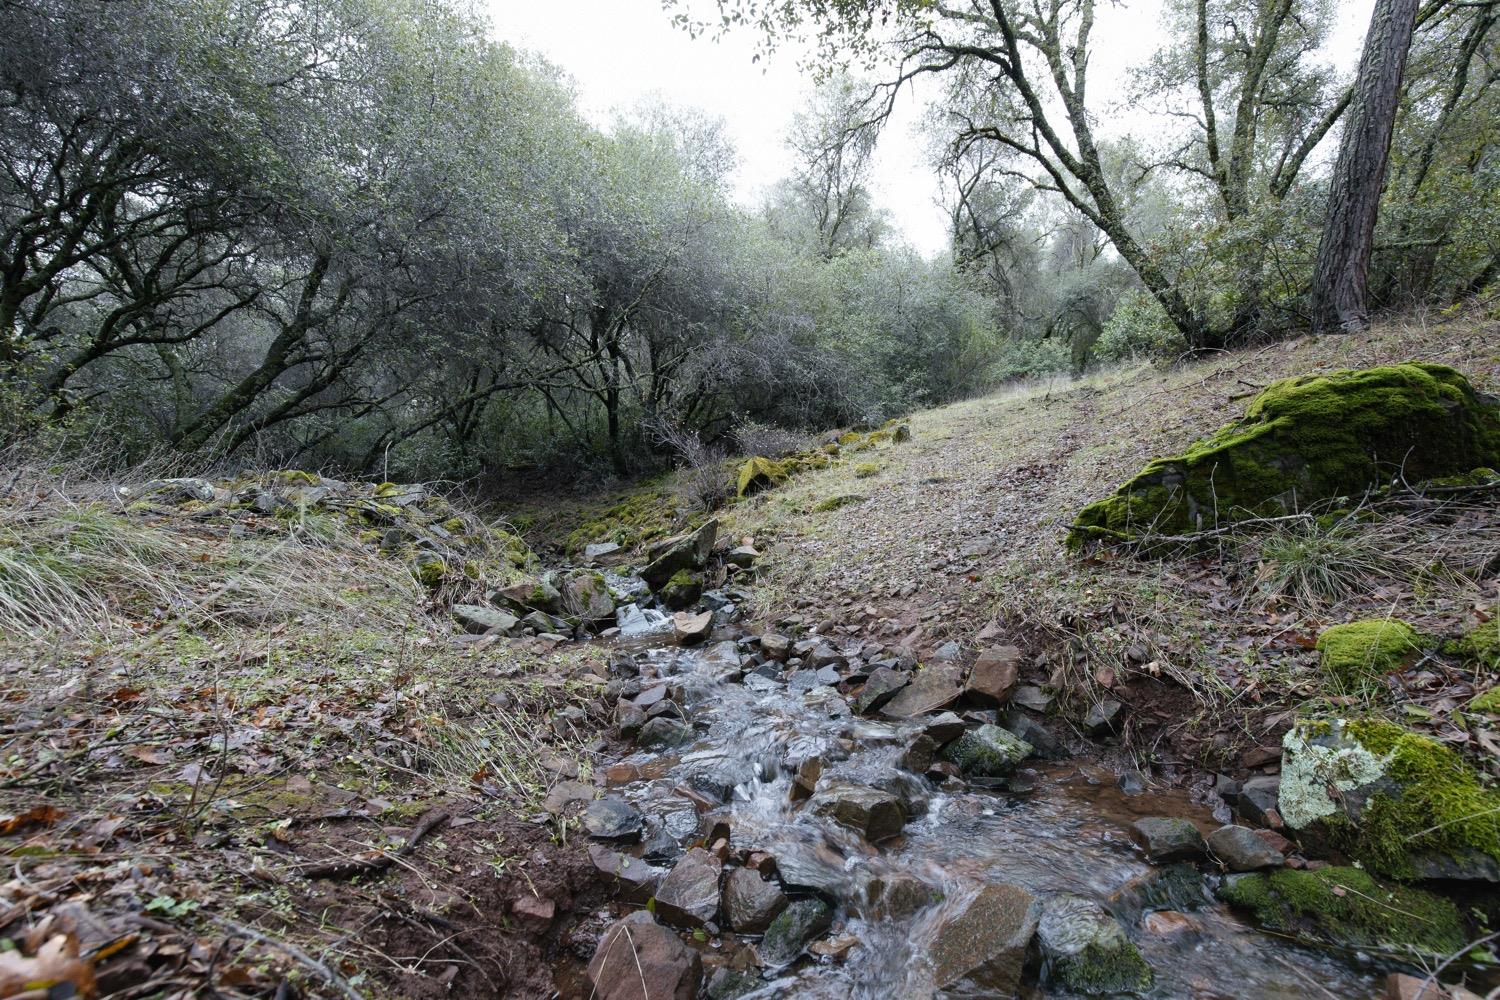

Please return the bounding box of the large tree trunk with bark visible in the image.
[1310,0,1419,333]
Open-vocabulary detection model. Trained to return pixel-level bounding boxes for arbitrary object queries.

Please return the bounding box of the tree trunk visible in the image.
[1310,0,1419,334]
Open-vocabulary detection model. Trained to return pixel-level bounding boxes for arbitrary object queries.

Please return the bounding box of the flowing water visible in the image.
[580,633,1418,999]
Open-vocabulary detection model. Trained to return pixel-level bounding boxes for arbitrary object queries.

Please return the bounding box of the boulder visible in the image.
[1035,894,1153,996]
[1082,698,1122,734]
[637,717,694,748]
[1277,718,1500,881]
[587,911,702,1000]
[725,545,760,568]
[653,847,722,928]
[939,724,1032,778]
[583,541,622,561]
[926,883,1039,994]
[1219,866,1465,956]
[1070,363,1500,547]
[642,519,717,590]
[864,873,940,919]
[659,571,703,611]
[966,645,1021,705]
[1206,825,1285,871]
[1129,817,1206,863]
[493,576,560,613]
[721,868,789,934]
[758,898,832,968]
[880,662,963,718]
[921,711,967,745]
[560,570,616,625]
[760,633,791,660]
[451,605,519,635]
[673,610,713,644]
[1012,685,1053,712]
[810,782,906,842]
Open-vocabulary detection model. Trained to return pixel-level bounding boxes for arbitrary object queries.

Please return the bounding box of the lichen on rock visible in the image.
[1069,363,1500,547]
[1279,718,1500,881]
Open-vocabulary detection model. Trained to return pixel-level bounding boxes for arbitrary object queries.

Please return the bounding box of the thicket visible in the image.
[3,0,1495,485]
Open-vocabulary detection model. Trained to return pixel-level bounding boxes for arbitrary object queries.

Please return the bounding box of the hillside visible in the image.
[2,307,1498,999]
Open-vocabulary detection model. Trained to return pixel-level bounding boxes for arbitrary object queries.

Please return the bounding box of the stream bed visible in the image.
[561,627,1446,999]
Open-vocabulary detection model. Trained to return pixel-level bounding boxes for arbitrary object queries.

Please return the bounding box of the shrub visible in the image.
[1094,290,1187,363]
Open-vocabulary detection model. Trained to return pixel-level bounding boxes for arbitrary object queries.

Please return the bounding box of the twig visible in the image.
[296,807,450,880]
[211,919,365,1000]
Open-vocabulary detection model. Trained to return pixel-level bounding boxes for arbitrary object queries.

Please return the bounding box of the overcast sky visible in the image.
[488,1,1375,257]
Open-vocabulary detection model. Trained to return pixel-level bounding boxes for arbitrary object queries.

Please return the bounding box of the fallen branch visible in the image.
[297,808,450,880]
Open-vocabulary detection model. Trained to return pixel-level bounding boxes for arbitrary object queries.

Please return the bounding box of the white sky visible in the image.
[488,0,1375,257]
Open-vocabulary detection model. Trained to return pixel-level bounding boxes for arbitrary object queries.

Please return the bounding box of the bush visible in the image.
[1094,291,1186,363]
[731,419,810,459]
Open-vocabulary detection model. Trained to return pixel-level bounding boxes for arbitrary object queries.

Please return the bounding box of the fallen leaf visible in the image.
[0,933,96,998]
[0,805,63,836]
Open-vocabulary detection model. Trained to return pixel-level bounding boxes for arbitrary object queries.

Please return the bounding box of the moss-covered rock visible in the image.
[1453,615,1499,671]
[1315,619,1421,691]
[1069,364,1500,547]
[736,456,790,497]
[1473,686,1500,713]
[811,493,863,512]
[1279,718,1500,881]
[854,462,880,478]
[1036,895,1153,996]
[660,570,703,610]
[939,724,1032,778]
[1218,866,1465,955]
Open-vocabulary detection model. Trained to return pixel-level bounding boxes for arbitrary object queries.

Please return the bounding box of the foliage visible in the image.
[1094,292,1187,364]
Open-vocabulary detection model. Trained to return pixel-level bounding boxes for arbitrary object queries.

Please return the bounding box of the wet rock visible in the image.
[1116,770,1146,795]
[899,734,938,774]
[451,605,519,635]
[927,883,1040,994]
[772,843,845,899]
[616,604,676,640]
[854,666,908,714]
[1129,817,1206,863]
[865,873,940,919]
[1001,711,1063,759]
[653,847,722,928]
[1109,863,1213,917]
[811,781,906,842]
[921,711,966,745]
[789,757,822,802]
[1140,910,1199,942]
[587,910,702,1000]
[1036,894,1154,996]
[1083,698,1123,733]
[637,716,694,748]
[758,898,832,969]
[1206,824,1285,871]
[788,669,826,692]
[966,645,1021,705]
[615,700,647,739]
[1012,685,1053,712]
[722,868,790,934]
[939,724,1032,778]
[589,844,664,903]
[809,935,857,961]
[642,519,718,590]
[584,797,644,840]
[880,662,963,718]
[673,610,713,644]
[705,968,761,1000]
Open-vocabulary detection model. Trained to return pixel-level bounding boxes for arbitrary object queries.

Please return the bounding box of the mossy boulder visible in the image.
[1453,616,1499,671]
[641,519,717,591]
[1279,718,1500,881]
[660,570,703,610]
[1218,866,1465,956]
[1070,363,1500,547]
[1316,619,1422,692]
[736,456,790,497]
[560,570,615,625]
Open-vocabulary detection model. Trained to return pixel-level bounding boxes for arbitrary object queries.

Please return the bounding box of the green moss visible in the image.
[441,517,466,533]
[1315,619,1421,691]
[1455,616,1499,671]
[1056,941,1154,995]
[373,482,401,497]
[562,487,691,555]
[659,569,702,610]
[1472,687,1500,713]
[1218,866,1465,955]
[412,556,447,588]
[854,462,880,478]
[271,470,320,486]
[1333,719,1500,880]
[736,456,790,497]
[812,494,863,512]
[1070,364,1500,547]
